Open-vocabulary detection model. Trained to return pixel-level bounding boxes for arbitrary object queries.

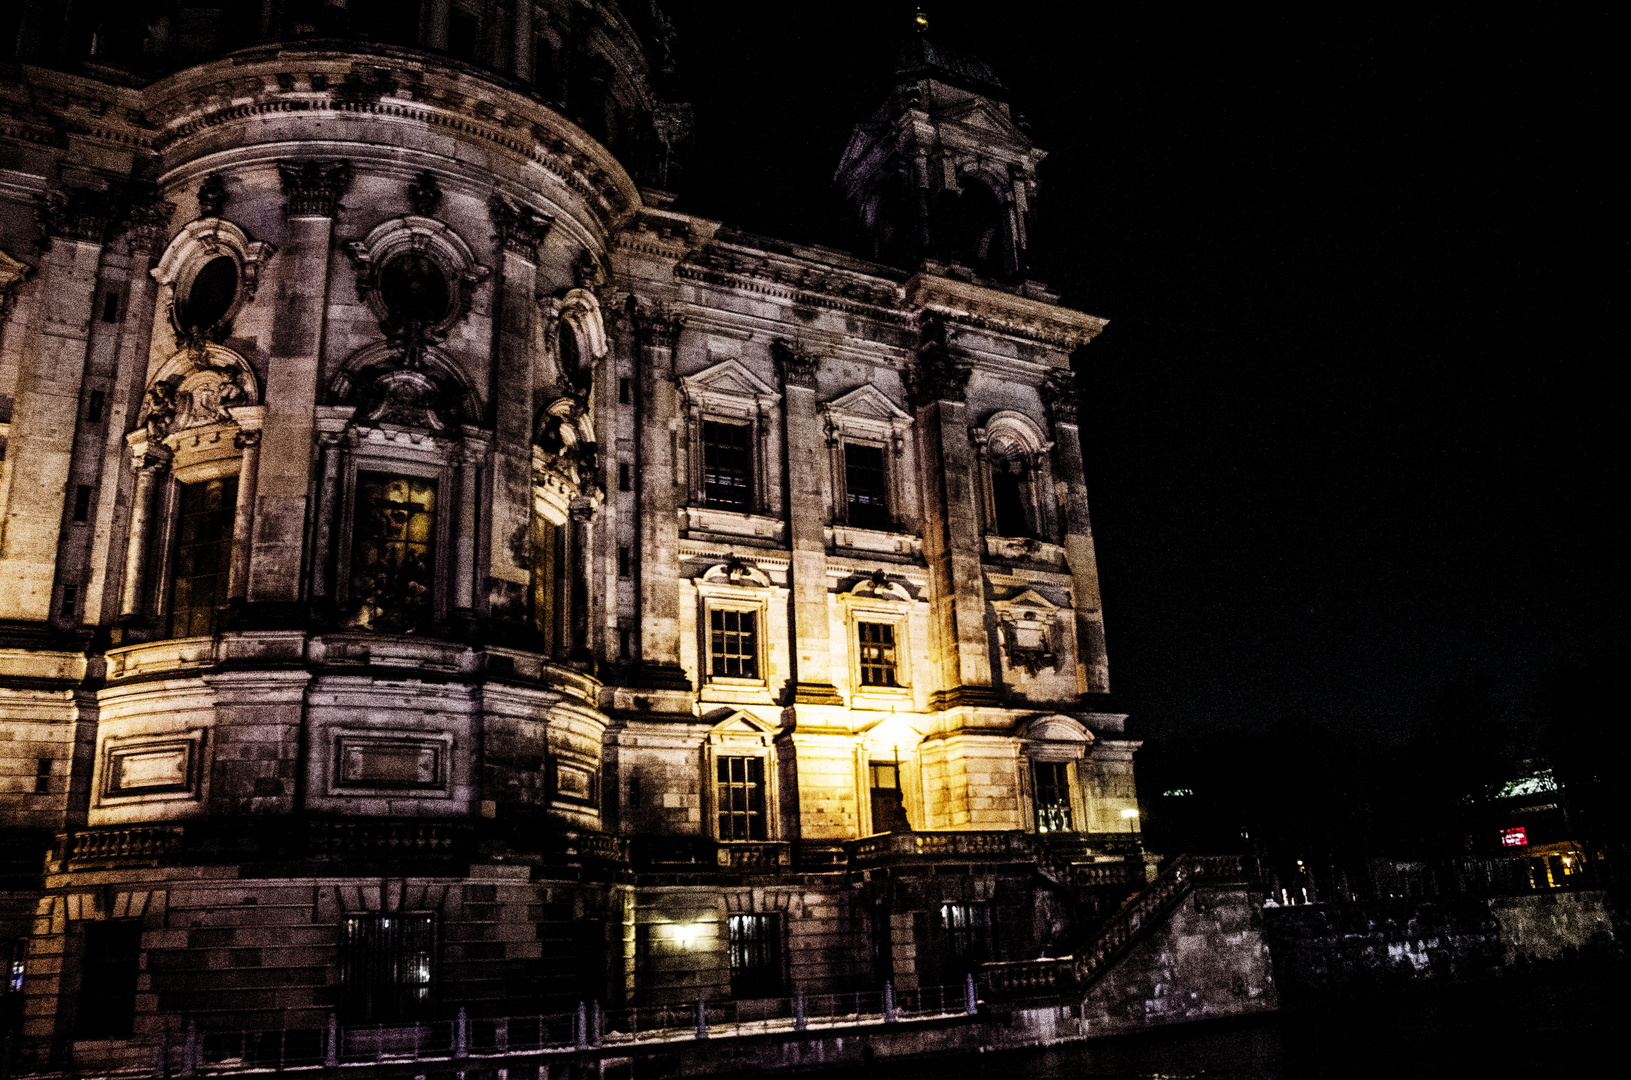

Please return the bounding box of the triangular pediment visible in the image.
[941,98,1030,148]
[681,357,778,400]
[708,709,780,738]
[993,587,1059,612]
[824,383,909,422]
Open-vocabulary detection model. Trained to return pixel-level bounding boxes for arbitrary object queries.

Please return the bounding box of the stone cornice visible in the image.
[676,242,906,320]
[904,273,1107,351]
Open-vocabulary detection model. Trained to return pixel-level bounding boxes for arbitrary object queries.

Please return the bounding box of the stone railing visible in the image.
[308,820,467,856]
[572,832,631,864]
[980,854,1255,1002]
[845,830,1033,865]
[716,842,792,869]
[67,825,186,864]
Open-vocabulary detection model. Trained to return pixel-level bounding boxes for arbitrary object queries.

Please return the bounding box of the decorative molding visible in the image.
[1042,369,1079,425]
[141,344,259,440]
[345,215,488,338]
[633,308,681,351]
[0,249,30,321]
[905,272,1107,350]
[277,159,353,218]
[196,173,227,218]
[906,315,971,405]
[407,171,443,218]
[772,338,819,391]
[37,185,120,245]
[488,193,554,261]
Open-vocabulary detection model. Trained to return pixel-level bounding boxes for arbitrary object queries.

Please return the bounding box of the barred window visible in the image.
[857,622,899,687]
[709,609,758,679]
[1033,761,1073,833]
[716,755,767,841]
[338,914,434,1023]
[702,420,753,510]
[843,442,889,529]
[940,902,992,973]
[728,914,783,998]
[171,476,237,638]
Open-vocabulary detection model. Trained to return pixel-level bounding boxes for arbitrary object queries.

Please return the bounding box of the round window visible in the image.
[179,256,239,332]
[378,252,451,325]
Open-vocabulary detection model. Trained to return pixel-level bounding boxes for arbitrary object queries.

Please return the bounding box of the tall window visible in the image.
[716,756,767,841]
[348,473,437,633]
[991,458,1031,538]
[709,609,758,679]
[76,921,143,1038]
[939,903,992,974]
[1033,761,1073,833]
[701,420,753,510]
[843,442,889,528]
[727,914,784,999]
[170,476,237,638]
[857,622,899,687]
[338,914,434,1023]
[869,761,910,833]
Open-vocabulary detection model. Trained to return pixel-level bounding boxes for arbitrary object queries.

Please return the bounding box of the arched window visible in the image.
[976,411,1055,543]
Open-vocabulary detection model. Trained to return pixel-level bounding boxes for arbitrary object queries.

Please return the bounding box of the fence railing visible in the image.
[27,981,981,1079]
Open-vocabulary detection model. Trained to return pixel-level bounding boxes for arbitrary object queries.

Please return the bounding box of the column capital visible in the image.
[632,307,682,351]
[125,430,173,471]
[488,193,554,262]
[122,183,176,257]
[196,173,228,218]
[772,338,819,391]
[906,313,969,406]
[37,185,121,247]
[278,159,354,218]
[1042,368,1080,425]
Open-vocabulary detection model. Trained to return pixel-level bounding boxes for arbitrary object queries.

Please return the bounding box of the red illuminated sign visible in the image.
[1500,826,1528,848]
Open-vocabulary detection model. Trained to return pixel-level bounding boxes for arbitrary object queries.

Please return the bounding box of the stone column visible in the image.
[632,309,689,689]
[1043,369,1109,692]
[485,195,552,625]
[512,0,532,81]
[454,429,488,618]
[567,497,593,664]
[908,316,996,706]
[246,161,350,621]
[0,188,111,622]
[226,406,264,603]
[776,341,841,705]
[308,406,353,605]
[423,0,452,48]
[119,435,172,620]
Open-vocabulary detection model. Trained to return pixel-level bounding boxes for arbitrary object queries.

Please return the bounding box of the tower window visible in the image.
[618,462,632,492]
[86,390,106,424]
[716,756,767,841]
[1033,761,1073,833]
[618,546,631,578]
[844,442,890,529]
[171,476,237,639]
[60,585,78,619]
[338,914,434,1023]
[619,377,633,405]
[701,420,753,510]
[101,293,120,323]
[857,622,899,687]
[76,921,143,1038]
[34,758,51,794]
[991,460,1031,538]
[708,609,758,679]
[72,484,93,522]
[727,914,783,998]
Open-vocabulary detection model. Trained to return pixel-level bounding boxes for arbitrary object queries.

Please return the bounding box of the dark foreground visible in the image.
[857,967,1622,1080]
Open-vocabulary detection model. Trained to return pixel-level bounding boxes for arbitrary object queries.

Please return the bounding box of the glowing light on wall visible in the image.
[1500,826,1528,847]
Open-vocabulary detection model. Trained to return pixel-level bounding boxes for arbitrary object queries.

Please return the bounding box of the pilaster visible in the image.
[1043,368,1109,691]
[632,309,689,691]
[776,340,842,704]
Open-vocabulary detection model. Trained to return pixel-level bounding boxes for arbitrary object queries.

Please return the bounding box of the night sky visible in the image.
[660,3,1621,744]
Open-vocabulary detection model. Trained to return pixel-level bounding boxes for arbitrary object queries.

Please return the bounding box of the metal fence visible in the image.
[26,980,980,1079]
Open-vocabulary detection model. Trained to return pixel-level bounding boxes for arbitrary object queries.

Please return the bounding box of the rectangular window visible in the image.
[619,377,633,405]
[60,585,78,618]
[716,755,767,841]
[338,914,434,1024]
[618,462,632,492]
[844,442,890,529]
[72,484,93,522]
[348,473,437,634]
[701,420,753,510]
[7,938,25,994]
[857,621,899,687]
[170,476,237,639]
[618,546,631,577]
[992,464,1031,538]
[727,914,783,999]
[709,609,758,679]
[101,292,120,323]
[869,760,910,833]
[939,903,992,974]
[87,390,106,424]
[619,627,634,661]
[76,921,142,1038]
[1033,761,1073,833]
[34,758,51,794]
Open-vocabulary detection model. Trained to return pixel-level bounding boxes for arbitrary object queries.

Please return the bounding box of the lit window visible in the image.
[709,609,758,679]
[716,756,767,841]
[702,420,753,510]
[171,476,237,638]
[857,622,899,687]
[844,442,889,529]
[1032,761,1072,833]
[338,914,434,1023]
[347,473,437,633]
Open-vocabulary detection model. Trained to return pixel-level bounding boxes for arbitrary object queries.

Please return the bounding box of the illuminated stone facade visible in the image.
[0,2,1144,1063]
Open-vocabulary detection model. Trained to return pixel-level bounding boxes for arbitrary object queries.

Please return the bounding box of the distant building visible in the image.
[0,2,1144,1064]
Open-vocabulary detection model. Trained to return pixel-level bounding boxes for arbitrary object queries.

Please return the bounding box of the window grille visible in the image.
[702,420,753,510]
[727,914,783,998]
[843,442,889,528]
[338,914,434,1023]
[171,476,237,638]
[716,755,767,841]
[709,609,758,679]
[857,621,899,687]
[76,921,142,1038]
[1033,761,1073,833]
[939,903,992,973]
[348,473,437,633]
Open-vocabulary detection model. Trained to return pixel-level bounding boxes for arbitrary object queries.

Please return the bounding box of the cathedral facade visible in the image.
[0,2,1143,1063]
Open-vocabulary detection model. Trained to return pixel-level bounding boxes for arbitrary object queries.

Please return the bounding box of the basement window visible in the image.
[338,914,435,1023]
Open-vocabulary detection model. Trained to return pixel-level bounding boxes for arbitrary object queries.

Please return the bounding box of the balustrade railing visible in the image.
[67,825,185,863]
